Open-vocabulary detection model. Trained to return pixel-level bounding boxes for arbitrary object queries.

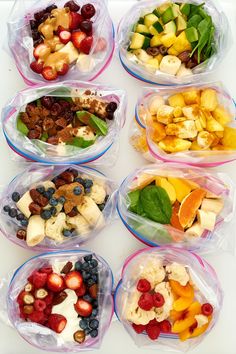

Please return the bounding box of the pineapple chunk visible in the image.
[197,131,215,149]
[190,141,203,150]
[160,33,177,48]
[148,95,165,115]
[221,127,236,149]
[212,144,232,151]
[156,105,174,124]
[158,136,191,152]
[199,111,207,128]
[155,54,164,63]
[215,131,224,138]
[150,122,166,142]
[168,46,179,56]
[59,42,79,64]
[172,31,191,53]
[195,119,204,132]
[182,106,199,120]
[182,90,200,105]
[146,58,159,69]
[210,133,220,147]
[169,120,198,139]
[173,116,186,123]
[168,93,185,108]
[165,123,178,136]
[206,117,224,132]
[212,106,232,126]
[200,89,218,111]
[173,106,183,118]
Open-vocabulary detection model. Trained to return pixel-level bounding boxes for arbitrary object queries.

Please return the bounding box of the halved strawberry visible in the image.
[80,36,93,54]
[47,273,64,292]
[74,299,92,317]
[33,43,51,60]
[30,61,44,74]
[42,66,58,81]
[71,31,87,49]
[48,314,67,333]
[75,282,86,297]
[59,30,72,44]
[64,271,83,290]
[69,12,83,30]
[57,62,69,76]
[56,25,66,35]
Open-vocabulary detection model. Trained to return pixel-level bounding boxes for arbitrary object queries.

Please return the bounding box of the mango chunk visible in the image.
[158,137,191,152]
[150,121,166,142]
[212,106,232,126]
[200,89,218,111]
[167,177,191,203]
[182,90,200,105]
[156,177,176,204]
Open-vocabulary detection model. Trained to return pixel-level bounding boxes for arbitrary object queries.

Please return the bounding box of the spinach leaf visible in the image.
[203,25,215,60]
[189,3,205,18]
[187,14,202,28]
[190,17,212,62]
[139,185,172,224]
[128,190,140,213]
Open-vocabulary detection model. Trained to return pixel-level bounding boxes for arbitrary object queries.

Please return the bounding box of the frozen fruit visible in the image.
[138,293,154,311]
[59,30,72,44]
[42,66,58,81]
[48,314,67,333]
[23,293,35,305]
[47,273,64,292]
[52,291,68,305]
[146,322,161,340]
[75,283,86,297]
[44,292,54,305]
[34,299,46,312]
[152,292,165,308]
[69,12,83,30]
[64,0,80,12]
[80,20,92,34]
[169,280,194,298]
[71,31,87,49]
[160,320,171,333]
[30,61,44,74]
[39,266,53,274]
[23,305,34,315]
[35,288,48,299]
[64,271,83,290]
[132,323,146,334]
[74,330,86,343]
[201,303,213,316]
[178,189,206,228]
[57,63,69,76]
[81,4,96,19]
[170,201,184,231]
[28,310,46,324]
[173,296,193,312]
[94,37,107,53]
[33,43,51,60]
[74,299,93,317]
[32,271,47,289]
[137,278,151,293]
[88,283,98,299]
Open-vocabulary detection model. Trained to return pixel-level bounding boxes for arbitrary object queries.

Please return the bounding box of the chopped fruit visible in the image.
[74,330,86,343]
[146,322,160,340]
[31,271,47,289]
[137,278,151,293]
[71,31,87,49]
[74,299,93,317]
[138,293,154,311]
[64,271,83,290]
[159,320,171,333]
[178,189,206,228]
[173,296,193,311]
[33,43,51,60]
[23,293,35,305]
[75,282,86,297]
[169,280,194,298]
[201,303,213,316]
[42,66,58,81]
[30,61,44,74]
[167,177,191,203]
[132,323,146,333]
[35,288,48,299]
[57,62,69,76]
[156,177,176,204]
[28,310,46,324]
[170,201,184,231]
[59,30,72,44]
[48,314,67,333]
[81,4,96,19]
[47,273,64,292]
[40,267,53,274]
[88,284,98,299]
[69,11,83,30]
[34,299,46,311]
[80,36,93,54]
[152,292,165,308]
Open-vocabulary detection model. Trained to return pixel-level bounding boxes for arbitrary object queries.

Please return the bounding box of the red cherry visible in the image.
[81,4,96,19]
[201,303,213,316]
[30,61,44,74]
[136,278,151,293]
[138,293,153,311]
[152,292,165,308]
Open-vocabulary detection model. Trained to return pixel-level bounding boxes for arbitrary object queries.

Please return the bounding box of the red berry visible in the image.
[19,306,27,319]
[44,292,54,305]
[79,20,92,35]
[64,0,80,12]
[44,305,52,316]
[33,43,50,60]
[81,4,96,19]
[47,273,64,292]
[159,320,171,333]
[75,282,86,297]
[80,36,93,54]
[40,266,53,274]
[152,292,165,308]
[28,310,46,324]
[137,278,151,293]
[88,284,98,299]
[132,323,146,334]
[64,271,83,290]
[138,293,153,311]
[57,63,69,76]
[42,66,58,81]
[59,30,72,44]
[69,12,83,30]
[201,303,213,316]
[34,299,46,312]
[71,31,87,49]
[30,61,44,74]
[48,314,67,333]
[146,323,160,340]
[148,319,159,326]
[17,291,28,306]
[32,271,47,289]
[74,299,92,317]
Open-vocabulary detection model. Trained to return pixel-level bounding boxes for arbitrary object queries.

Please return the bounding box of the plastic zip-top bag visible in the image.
[117,0,231,85]
[114,247,223,352]
[117,163,236,253]
[0,164,117,252]
[0,250,113,352]
[1,80,127,166]
[7,0,115,85]
[130,82,236,167]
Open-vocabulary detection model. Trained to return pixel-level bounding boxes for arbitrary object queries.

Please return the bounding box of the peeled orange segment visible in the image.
[173,296,194,312]
[167,177,191,203]
[178,188,206,228]
[130,173,156,190]
[170,201,184,231]
[169,280,194,298]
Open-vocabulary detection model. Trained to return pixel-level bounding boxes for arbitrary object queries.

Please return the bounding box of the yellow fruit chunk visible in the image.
[173,296,194,311]
[160,33,177,48]
[168,93,186,108]
[187,301,202,317]
[169,280,194,298]
[200,89,218,111]
[155,53,163,63]
[172,31,191,53]
[221,127,236,149]
[172,301,202,334]
[156,177,176,204]
[206,116,224,132]
[189,316,212,339]
[172,316,196,333]
[170,309,184,322]
[150,122,166,142]
[212,106,232,126]
[156,105,174,125]
[168,46,179,56]
[130,173,156,190]
[159,137,191,152]
[182,90,200,105]
[147,58,159,69]
[179,328,192,341]
[167,177,191,203]
[173,107,183,118]
[190,141,203,151]
[173,117,186,123]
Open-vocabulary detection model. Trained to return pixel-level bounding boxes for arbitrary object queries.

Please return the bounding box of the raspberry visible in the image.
[148,319,159,326]
[132,323,146,334]
[17,291,28,306]
[34,299,46,312]
[152,292,165,308]
[138,293,153,311]
[159,320,171,333]
[137,279,151,293]
[28,310,46,324]
[146,323,160,340]
[44,305,52,316]
[201,303,213,316]
[32,271,47,288]
[44,292,54,305]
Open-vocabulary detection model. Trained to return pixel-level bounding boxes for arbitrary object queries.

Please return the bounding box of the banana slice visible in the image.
[77,196,104,228]
[201,198,223,215]
[16,191,33,218]
[176,64,192,77]
[26,215,46,247]
[197,210,216,231]
[159,55,181,76]
[66,214,90,236]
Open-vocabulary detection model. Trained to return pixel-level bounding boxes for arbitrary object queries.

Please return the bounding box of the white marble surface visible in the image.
[0,1,236,353]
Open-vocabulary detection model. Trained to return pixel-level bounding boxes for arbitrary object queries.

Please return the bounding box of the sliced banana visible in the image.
[159,55,181,76]
[66,214,90,236]
[26,215,46,247]
[77,196,104,228]
[201,198,223,215]
[176,63,192,77]
[16,191,33,218]
[185,222,204,238]
[197,210,216,231]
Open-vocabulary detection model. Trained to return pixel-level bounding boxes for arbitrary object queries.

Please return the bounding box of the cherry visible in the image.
[64,1,80,12]
[81,4,96,19]
[79,20,93,34]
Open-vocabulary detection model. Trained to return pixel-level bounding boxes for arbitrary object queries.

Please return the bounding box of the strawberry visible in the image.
[64,271,83,290]
[137,279,151,293]
[28,310,46,324]
[88,284,98,299]
[152,292,165,308]
[44,305,52,316]
[75,282,86,297]
[48,314,67,333]
[30,61,44,74]
[201,303,213,316]
[80,36,93,54]
[138,293,153,311]
[39,266,53,274]
[59,30,72,44]
[33,43,50,60]
[34,299,46,312]
[94,37,107,53]
[47,273,64,292]
[69,12,83,30]
[159,320,171,333]
[146,323,160,340]
[74,299,92,317]
[132,323,146,334]
[71,31,87,49]
[42,66,58,81]
[57,63,69,76]
[31,271,47,289]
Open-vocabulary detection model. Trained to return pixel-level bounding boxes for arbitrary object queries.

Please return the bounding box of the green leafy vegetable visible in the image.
[187,14,202,28]
[128,190,140,213]
[66,137,95,148]
[89,115,108,136]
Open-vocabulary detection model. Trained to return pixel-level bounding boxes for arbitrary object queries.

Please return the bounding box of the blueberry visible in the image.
[91,274,98,282]
[84,187,91,194]
[98,203,105,211]
[49,198,58,206]
[90,259,98,268]
[3,205,10,213]
[89,319,99,329]
[84,255,92,262]
[36,186,45,194]
[43,191,52,199]
[90,329,98,338]
[16,213,25,221]
[40,210,51,220]
[58,196,66,204]
[75,177,84,184]
[91,309,98,317]
[87,278,95,287]
[82,262,90,270]
[21,219,28,226]
[84,179,93,188]
[85,328,91,335]
[63,229,71,237]
[73,186,82,196]
[12,192,20,202]
[48,187,55,194]
[82,271,90,280]
[50,207,57,216]
[75,261,83,271]
[90,268,98,275]
[83,294,93,303]
[79,319,88,330]
[9,208,17,218]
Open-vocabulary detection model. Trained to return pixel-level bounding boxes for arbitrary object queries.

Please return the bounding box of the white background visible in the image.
[0,0,236,353]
